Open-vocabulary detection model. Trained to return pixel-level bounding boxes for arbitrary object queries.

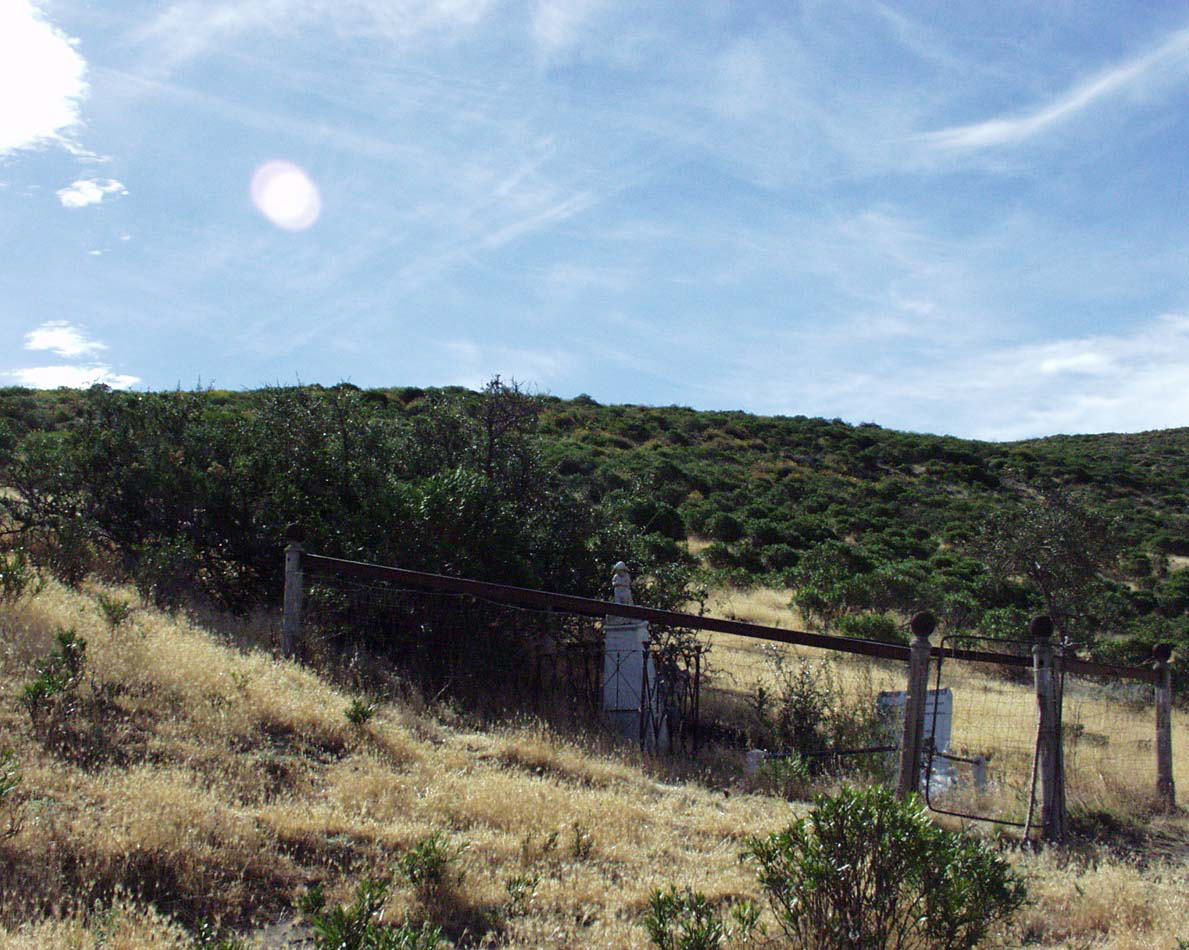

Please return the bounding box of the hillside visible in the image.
[3,382,1188,671]
[2,577,1187,947]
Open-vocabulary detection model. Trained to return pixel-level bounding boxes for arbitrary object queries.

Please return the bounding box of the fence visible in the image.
[280,525,1175,841]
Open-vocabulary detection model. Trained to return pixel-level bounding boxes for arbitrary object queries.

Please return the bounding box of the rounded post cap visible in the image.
[285,522,306,543]
[1153,643,1173,662]
[910,611,936,640]
[1029,615,1054,639]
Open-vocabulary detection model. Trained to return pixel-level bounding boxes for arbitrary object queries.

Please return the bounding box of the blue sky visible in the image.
[3,0,1189,440]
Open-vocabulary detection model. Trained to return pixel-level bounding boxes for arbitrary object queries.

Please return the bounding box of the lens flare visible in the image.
[250,160,321,230]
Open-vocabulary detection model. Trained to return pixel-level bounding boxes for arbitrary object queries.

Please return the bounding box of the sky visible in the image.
[3,1,1189,441]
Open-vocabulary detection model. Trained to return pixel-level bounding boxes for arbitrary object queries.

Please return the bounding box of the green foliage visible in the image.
[643,887,725,950]
[397,833,466,902]
[976,485,1121,641]
[299,877,444,950]
[643,886,763,949]
[754,753,813,801]
[0,546,41,603]
[503,872,539,917]
[96,592,134,631]
[6,382,1189,666]
[837,612,907,645]
[345,697,379,728]
[20,629,87,724]
[742,785,1027,950]
[748,651,886,770]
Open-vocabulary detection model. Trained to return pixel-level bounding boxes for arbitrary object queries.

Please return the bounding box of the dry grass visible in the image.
[700,588,1189,826]
[1,578,1186,947]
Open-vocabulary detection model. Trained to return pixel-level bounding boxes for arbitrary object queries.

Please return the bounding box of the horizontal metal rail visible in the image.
[301,553,1158,683]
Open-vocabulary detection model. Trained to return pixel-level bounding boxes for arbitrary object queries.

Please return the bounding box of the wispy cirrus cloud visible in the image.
[57,178,128,209]
[136,0,496,73]
[440,339,574,391]
[0,0,88,155]
[921,27,1189,151]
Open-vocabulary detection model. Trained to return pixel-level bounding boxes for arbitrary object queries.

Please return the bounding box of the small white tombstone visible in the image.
[877,688,955,792]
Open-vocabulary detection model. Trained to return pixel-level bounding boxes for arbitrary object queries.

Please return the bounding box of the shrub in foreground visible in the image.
[299,878,444,950]
[742,784,1026,950]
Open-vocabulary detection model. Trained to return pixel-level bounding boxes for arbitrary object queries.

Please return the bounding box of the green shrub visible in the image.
[742,785,1027,949]
[707,513,744,543]
[299,878,443,949]
[96,592,135,631]
[345,697,379,728]
[755,753,813,801]
[20,629,87,724]
[837,612,907,645]
[398,833,465,902]
[0,546,41,603]
[643,886,762,950]
[643,887,725,950]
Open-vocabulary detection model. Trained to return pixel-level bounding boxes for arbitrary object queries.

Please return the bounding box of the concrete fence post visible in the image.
[896,611,935,800]
[1154,643,1176,810]
[1032,615,1067,843]
[282,523,305,660]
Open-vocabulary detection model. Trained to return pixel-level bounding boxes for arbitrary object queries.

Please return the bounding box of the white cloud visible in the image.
[0,0,88,155]
[874,313,1189,439]
[57,178,128,209]
[694,313,1189,441]
[25,321,107,358]
[9,365,140,389]
[921,28,1189,151]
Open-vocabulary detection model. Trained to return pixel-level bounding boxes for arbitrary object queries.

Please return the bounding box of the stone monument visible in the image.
[603,562,663,745]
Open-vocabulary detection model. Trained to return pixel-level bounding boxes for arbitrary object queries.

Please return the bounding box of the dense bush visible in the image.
[743,785,1027,949]
[0,381,696,706]
[837,612,907,645]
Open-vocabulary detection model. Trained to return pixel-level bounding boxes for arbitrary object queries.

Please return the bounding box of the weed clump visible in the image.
[299,878,444,949]
[398,832,466,904]
[642,886,762,950]
[19,628,87,728]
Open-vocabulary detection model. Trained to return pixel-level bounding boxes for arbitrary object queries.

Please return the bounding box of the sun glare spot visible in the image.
[250,160,321,230]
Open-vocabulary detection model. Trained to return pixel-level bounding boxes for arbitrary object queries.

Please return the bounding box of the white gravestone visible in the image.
[603,562,663,744]
[877,688,955,792]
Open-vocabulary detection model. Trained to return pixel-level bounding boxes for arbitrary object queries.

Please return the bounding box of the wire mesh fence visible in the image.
[300,569,706,747]
[703,633,908,783]
[1062,660,1162,814]
[925,635,1038,826]
[289,547,1173,829]
[303,572,599,719]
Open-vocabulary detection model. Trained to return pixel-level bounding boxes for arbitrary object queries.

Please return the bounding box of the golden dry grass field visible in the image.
[0,579,1187,947]
[702,586,1189,820]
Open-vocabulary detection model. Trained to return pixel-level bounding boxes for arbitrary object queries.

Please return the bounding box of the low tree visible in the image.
[976,484,1121,642]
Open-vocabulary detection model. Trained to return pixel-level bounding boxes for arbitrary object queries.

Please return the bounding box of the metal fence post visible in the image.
[1154,643,1176,810]
[897,611,935,800]
[282,523,305,659]
[1032,615,1067,843]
